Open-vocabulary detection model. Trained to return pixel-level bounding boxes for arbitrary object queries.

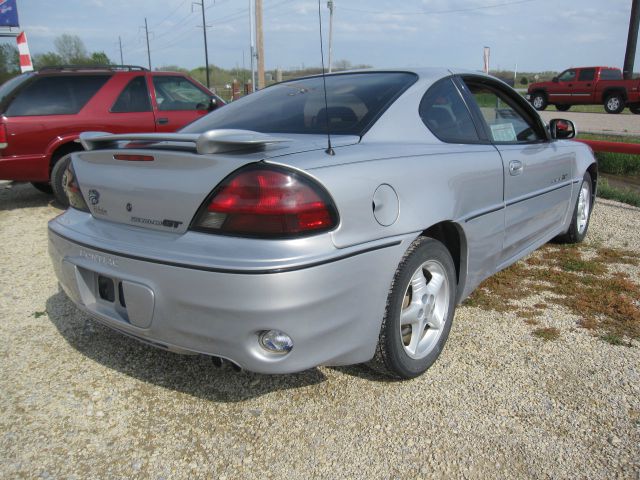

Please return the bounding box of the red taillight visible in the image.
[63,161,89,212]
[191,165,338,237]
[0,124,7,149]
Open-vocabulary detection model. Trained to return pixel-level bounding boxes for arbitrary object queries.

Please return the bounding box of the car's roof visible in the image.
[290,67,495,84]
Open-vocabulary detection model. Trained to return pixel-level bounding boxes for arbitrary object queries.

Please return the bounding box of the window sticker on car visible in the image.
[490,123,517,142]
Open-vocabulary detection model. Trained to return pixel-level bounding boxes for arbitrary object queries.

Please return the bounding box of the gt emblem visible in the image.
[88,189,100,205]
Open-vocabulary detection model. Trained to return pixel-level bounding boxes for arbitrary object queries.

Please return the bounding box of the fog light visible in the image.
[259,330,293,354]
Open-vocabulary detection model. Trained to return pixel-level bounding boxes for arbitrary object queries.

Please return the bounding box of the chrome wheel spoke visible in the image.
[426,308,443,330]
[400,303,422,327]
[425,272,444,298]
[407,318,427,355]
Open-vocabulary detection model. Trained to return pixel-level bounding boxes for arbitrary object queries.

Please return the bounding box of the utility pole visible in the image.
[144,18,151,70]
[249,0,256,90]
[327,0,334,73]
[193,1,211,89]
[255,0,265,89]
[624,0,640,79]
[118,36,124,65]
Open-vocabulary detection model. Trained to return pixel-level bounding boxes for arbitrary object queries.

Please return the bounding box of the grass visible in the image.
[600,334,632,347]
[532,327,561,341]
[576,133,640,176]
[597,178,640,207]
[463,244,640,344]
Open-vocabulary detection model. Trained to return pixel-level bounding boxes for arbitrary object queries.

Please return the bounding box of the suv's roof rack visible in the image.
[38,65,148,72]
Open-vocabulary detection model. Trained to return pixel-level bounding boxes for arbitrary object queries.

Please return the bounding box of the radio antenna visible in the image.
[317,0,335,155]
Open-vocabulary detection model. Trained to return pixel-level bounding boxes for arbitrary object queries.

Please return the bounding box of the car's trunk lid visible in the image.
[71,130,358,234]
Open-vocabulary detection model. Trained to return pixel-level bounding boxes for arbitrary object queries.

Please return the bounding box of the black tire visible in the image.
[50,154,72,208]
[604,93,625,114]
[31,182,52,194]
[555,172,593,244]
[555,104,571,112]
[531,92,547,111]
[369,237,457,379]
[630,104,640,115]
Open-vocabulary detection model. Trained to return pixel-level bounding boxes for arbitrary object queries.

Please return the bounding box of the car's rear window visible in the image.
[0,72,34,111]
[181,72,417,136]
[6,74,111,116]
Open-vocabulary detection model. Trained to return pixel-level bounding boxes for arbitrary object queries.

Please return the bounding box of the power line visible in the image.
[149,0,189,29]
[340,0,536,16]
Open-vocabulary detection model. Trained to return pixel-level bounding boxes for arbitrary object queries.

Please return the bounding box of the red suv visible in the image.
[0,65,224,204]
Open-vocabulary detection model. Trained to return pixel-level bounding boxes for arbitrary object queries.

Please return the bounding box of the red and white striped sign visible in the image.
[16,32,33,73]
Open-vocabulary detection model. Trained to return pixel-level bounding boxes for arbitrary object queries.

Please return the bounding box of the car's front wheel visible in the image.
[370,237,457,379]
[630,104,640,115]
[555,172,593,244]
[555,104,571,112]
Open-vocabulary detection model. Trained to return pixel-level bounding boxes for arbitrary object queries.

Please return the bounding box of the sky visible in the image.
[4,0,638,73]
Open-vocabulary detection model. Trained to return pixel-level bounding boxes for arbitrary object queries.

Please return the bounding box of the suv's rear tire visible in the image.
[31,182,52,194]
[531,92,547,111]
[555,104,571,112]
[630,104,640,115]
[51,154,72,208]
[604,93,625,114]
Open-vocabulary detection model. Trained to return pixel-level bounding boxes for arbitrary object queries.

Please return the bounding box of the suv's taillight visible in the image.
[0,124,7,149]
[190,165,338,238]
[63,161,89,212]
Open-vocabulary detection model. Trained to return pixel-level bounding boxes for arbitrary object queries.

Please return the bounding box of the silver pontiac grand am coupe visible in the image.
[48,68,596,379]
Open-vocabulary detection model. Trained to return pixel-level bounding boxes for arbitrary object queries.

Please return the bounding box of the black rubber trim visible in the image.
[505,181,572,207]
[464,205,504,223]
[464,179,576,223]
[49,229,402,275]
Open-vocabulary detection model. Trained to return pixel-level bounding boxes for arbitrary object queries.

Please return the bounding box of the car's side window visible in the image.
[111,76,151,113]
[6,75,110,117]
[152,76,211,111]
[578,68,596,82]
[558,70,576,82]
[419,78,480,143]
[465,82,544,144]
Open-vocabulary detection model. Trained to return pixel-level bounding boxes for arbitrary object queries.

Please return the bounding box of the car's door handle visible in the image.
[587,83,591,87]
[509,160,523,176]
[157,117,169,125]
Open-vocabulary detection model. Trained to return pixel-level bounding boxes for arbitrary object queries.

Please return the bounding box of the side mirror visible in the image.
[208,97,218,111]
[549,119,576,140]
[552,76,559,83]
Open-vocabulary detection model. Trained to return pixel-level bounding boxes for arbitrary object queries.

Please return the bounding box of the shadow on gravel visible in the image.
[45,290,327,402]
[0,182,63,211]
[329,365,398,383]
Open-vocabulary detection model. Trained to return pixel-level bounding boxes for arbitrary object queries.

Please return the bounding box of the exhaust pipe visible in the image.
[211,356,242,372]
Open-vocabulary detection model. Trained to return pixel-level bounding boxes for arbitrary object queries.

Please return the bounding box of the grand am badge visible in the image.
[88,189,100,205]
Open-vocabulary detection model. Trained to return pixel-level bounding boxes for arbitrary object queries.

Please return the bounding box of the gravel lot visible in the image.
[1,182,639,479]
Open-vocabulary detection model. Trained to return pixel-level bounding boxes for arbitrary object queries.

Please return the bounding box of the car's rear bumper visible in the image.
[48,219,412,374]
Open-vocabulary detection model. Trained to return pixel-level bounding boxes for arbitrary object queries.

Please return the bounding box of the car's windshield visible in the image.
[0,73,34,111]
[181,72,417,136]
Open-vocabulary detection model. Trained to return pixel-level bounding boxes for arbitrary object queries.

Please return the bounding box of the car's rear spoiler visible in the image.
[78,129,291,155]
